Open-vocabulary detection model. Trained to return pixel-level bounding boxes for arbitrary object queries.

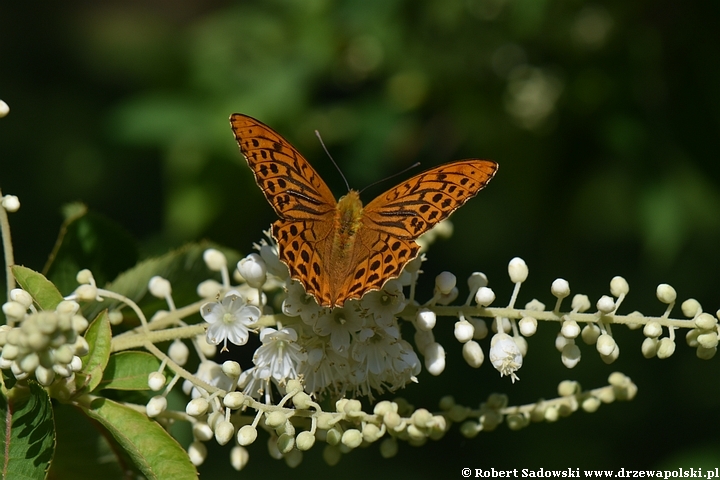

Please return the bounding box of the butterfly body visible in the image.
[230,113,498,308]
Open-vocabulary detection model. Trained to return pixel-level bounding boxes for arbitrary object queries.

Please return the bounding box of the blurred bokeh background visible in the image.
[2,0,720,477]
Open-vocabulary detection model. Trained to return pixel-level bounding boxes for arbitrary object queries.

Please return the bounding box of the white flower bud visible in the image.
[186,397,209,417]
[203,248,227,271]
[555,333,572,352]
[467,272,488,291]
[237,425,258,446]
[698,332,718,349]
[462,340,484,368]
[188,441,207,466]
[561,319,580,339]
[237,253,267,288]
[2,195,20,212]
[197,279,222,298]
[507,257,528,283]
[67,316,86,335]
[643,321,662,338]
[551,278,570,298]
[293,431,315,451]
[414,329,435,354]
[581,323,601,344]
[641,337,658,358]
[656,284,677,304]
[147,372,166,391]
[74,336,89,357]
[108,310,124,325]
[75,284,98,302]
[610,276,629,297]
[657,338,676,359]
[70,356,83,372]
[9,289,33,308]
[2,301,26,320]
[341,429,363,449]
[148,276,172,299]
[193,422,214,441]
[168,340,189,366]
[454,319,474,343]
[518,316,537,336]
[196,334,217,358]
[215,420,235,445]
[475,287,495,306]
[76,269,94,285]
[571,294,591,312]
[561,343,581,368]
[680,299,701,318]
[697,346,717,360]
[416,309,436,331]
[0,100,9,117]
[35,365,56,386]
[380,438,398,459]
[596,295,615,314]
[146,396,167,417]
[435,271,456,295]
[224,392,245,409]
[20,353,40,373]
[596,334,616,356]
[424,342,446,376]
[469,317,488,339]
[600,343,620,364]
[695,313,717,331]
[230,446,250,471]
[55,300,80,316]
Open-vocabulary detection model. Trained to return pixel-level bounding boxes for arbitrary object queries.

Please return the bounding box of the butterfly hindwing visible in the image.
[336,230,419,303]
[363,159,498,239]
[230,114,337,221]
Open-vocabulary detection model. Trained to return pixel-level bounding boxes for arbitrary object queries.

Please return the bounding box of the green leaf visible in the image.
[43,203,138,295]
[78,311,112,393]
[0,382,56,480]
[99,352,165,391]
[11,266,64,311]
[80,397,197,480]
[47,404,126,479]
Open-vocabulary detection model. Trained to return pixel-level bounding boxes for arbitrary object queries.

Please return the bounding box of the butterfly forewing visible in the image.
[230,114,337,220]
[231,113,498,308]
[363,159,498,239]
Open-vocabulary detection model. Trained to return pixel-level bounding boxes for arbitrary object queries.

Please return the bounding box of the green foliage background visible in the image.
[2,0,720,477]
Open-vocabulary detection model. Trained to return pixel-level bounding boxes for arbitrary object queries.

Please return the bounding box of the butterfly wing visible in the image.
[230,114,337,220]
[363,159,498,238]
[330,159,498,304]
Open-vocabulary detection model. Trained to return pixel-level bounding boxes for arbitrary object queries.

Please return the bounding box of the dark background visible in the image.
[2,0,720,477]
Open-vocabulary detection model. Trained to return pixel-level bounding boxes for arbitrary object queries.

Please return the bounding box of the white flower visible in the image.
[313,302,364,355]
[360,280,406,328]
[282,280,321,324]
[253,327,307,383]
[201,290,261,351]
[182,360,234,399]
[489,333,523,382]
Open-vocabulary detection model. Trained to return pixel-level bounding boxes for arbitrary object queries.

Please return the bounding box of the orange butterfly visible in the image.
[230,114,498,308]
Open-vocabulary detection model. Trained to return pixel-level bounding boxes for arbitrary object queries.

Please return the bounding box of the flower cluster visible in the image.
[0,291,88,386]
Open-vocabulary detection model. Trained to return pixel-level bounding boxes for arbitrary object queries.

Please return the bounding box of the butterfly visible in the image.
[230,114,498,308]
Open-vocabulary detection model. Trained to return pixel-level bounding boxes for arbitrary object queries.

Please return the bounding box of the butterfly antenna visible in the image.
[315,130,351,192]
[359,162,421,194]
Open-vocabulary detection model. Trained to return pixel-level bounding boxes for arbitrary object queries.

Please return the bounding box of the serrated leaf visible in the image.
[80,397,196,480]
[99,352,165,391]
[0,382,55,480]
[78,311,112,393]
[44,203,138,294]
[11,266,64,311]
